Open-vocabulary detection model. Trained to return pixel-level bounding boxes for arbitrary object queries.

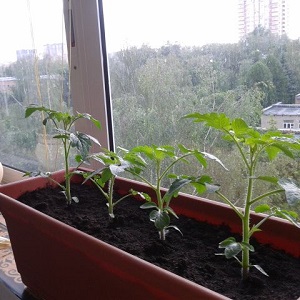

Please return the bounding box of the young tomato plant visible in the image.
[25,105,101,204]
[124,144,225,240]
[185,112,300,280]
[81,149,135,219]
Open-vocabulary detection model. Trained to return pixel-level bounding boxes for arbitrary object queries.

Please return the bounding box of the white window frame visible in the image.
[63,0,113,152]
[283,120,294,129]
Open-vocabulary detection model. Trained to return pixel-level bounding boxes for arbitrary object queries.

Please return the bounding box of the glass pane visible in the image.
[103,0,300,209]
[0,0,70,172]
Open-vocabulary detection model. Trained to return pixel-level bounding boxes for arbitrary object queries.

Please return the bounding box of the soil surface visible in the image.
[18,183,300,300]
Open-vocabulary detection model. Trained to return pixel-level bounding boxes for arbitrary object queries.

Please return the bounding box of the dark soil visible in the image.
[18,183,300,300]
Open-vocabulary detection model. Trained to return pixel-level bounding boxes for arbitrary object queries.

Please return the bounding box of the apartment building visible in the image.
[238,0,289,39]
[261,94,300,131]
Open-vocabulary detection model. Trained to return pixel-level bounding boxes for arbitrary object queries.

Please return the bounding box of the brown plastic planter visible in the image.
[0,170,299,300]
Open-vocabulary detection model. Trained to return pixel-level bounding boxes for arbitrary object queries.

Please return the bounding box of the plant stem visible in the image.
[63,139,72,204]
[108,177,115,218]
[250,189,284,205]
[241,153,255,281]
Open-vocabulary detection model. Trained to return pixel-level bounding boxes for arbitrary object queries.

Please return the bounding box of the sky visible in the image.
[103,0,300,53]
[1,0,300,64]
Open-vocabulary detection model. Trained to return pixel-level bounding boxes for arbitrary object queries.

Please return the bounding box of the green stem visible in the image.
[224,130,250,171]
[250,189,284,205]
[249,214,273,237]
[108,177,115,218]
[241,154,255,281]
[156,161,163,210]
[215,191,244,219]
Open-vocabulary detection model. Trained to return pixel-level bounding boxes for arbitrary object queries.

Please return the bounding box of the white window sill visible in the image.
[1,166,25,185]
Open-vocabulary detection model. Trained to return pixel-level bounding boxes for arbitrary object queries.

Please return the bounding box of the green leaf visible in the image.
[278,179,300,206]
[109,160,130,176]
[271,143,294,159]
[101,168,113,184]
[71,132,93,159]
[25,105,50,118]
[165,206,179,219]
[219,237,236,248]
[255,176,278,184]
[178,144,192,154]
[167,225,183,236]
[163,178,191,204]
[131,191,151,201]
[193,151,207,167]
[202,152,228,171]
[224,242,242,259]
[275,209,300,227]
[131,145,155,160]
[184,112,231,130]
[240,242,254,252]
[140,202,158,209]
[254,204,271,213]
[231,118,249,135]
[265,146,281,161]
[205,183,220,193]
[191,182,207,194]
[149,210,170,231]
[80,113,101,129]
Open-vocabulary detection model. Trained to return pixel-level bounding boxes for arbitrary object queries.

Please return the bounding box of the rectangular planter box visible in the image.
[0,170,299,300]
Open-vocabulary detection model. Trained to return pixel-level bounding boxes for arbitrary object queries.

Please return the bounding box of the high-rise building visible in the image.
[238,0,289,39]
[16,49,37,61]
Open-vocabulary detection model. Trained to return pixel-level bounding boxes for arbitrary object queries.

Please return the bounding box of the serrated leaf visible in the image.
[255,204,271,213]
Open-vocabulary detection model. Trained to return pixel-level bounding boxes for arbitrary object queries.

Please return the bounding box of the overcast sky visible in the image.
[1,0,300,64]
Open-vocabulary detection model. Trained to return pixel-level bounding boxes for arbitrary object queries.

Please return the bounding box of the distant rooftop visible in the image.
[262,102,300,116]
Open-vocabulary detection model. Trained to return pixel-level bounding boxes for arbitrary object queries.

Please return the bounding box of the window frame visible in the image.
[63,0,113,152]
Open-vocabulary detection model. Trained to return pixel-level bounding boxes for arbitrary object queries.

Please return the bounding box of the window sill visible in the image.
[2,167,25,185]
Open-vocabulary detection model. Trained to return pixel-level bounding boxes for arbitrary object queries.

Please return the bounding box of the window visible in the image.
[0,0,70,171]
[283,120,294,129]
[1,0,300,210]
[0,0,111,173]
